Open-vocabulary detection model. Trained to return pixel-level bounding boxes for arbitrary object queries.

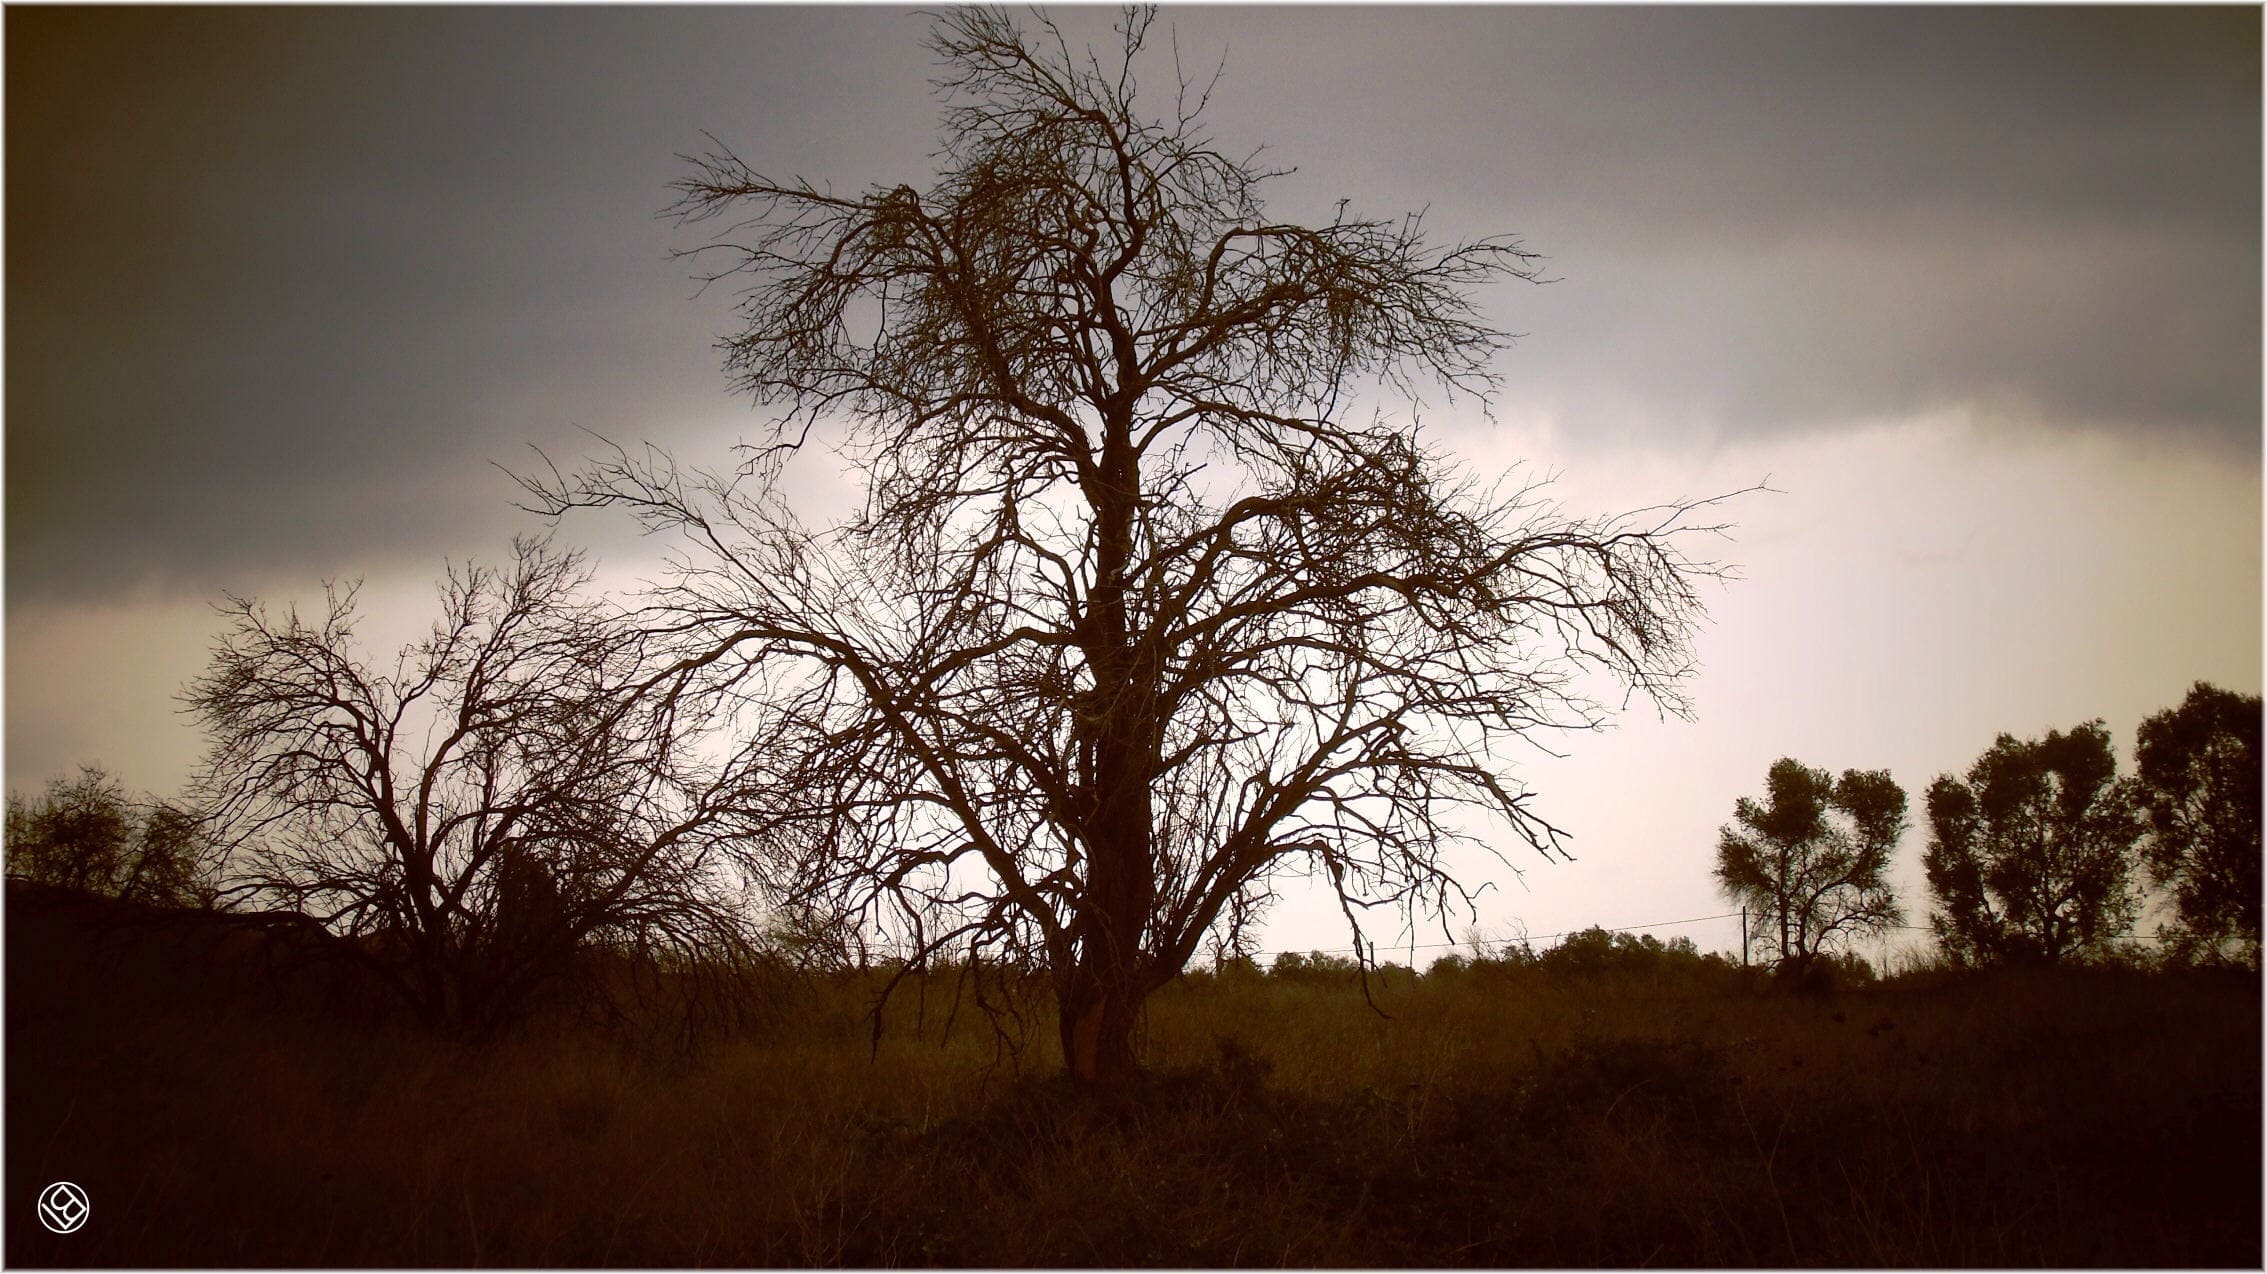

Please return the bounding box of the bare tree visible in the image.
[528,8,1734,1082]
[1714,758,1905,975]
[186,537,770,1032]
[1923,722,2142,966]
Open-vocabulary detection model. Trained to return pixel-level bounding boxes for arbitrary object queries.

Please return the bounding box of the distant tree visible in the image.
[1540,925,1633,978]
[5,766,220,907]
[1523,927,1740,987]
[186,537,772,1031]
[1714,758,1906,975]
[1206,951,1264,981]
[526,6,1735,1086]
[2135,682,2261,965]
[1923,722,2142,966]
[1470,938,1541,974]
[1270,950,1359,978]
[1432,931,1541,975]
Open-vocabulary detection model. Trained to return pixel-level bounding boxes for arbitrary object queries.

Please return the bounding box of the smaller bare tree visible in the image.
[1715,758,1906,975]
[6,766,222,907]
[187,536,771,1032]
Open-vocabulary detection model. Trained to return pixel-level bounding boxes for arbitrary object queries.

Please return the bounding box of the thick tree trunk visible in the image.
[1058,962,1143,1084]
[1059,794,1155,1084]
[1058,414,1158,1087]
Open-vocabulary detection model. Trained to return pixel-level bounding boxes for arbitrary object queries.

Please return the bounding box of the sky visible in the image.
[8,5,2260,964]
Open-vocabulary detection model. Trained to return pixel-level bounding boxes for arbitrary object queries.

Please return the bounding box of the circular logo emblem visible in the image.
[38,1182,89,1234]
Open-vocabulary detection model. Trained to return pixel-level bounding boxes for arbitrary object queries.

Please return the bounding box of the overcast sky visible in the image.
[8,5,2259,960]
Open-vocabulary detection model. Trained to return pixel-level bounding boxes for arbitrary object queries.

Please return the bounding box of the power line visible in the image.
[1237,909,1746,962]
[842,909,1929,963]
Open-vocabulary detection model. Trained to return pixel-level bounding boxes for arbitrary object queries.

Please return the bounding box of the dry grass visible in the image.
[7,892,2258,1267]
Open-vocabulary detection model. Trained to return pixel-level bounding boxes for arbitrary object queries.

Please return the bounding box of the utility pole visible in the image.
[1740,906,1749,969]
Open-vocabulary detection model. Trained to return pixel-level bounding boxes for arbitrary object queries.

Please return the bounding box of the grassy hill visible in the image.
[7,882,2258,1266]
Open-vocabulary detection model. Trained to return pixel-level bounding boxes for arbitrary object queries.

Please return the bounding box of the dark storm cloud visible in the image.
[1184,5,2259,444]
[9,6,2257,605]
[8,6,939,604]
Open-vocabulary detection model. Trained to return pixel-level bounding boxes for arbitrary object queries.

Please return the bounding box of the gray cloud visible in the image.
[1183,5,2258,443]
[9,6,2256,605]
[8,6,938,603]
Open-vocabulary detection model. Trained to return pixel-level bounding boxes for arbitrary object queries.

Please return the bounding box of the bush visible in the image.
[1774,949,1876,995]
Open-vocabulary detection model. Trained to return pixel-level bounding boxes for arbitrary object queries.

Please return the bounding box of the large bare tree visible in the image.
[530,8,1732,1082]
[187,537,770,1032]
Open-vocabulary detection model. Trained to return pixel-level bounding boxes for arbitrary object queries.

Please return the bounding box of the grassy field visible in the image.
[7,887,2259,1267]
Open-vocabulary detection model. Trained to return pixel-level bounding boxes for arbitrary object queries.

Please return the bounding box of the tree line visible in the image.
[1714,680,2261,975]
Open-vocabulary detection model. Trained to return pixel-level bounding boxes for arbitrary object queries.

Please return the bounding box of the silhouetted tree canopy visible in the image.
[1714,758,1905,974]
[186,537,770,1032]
[5,766,220,908]
[1536,926,1737,981]
[2135,681,2261,966]
[1420,926,1752,990]
[527,7,1735,1083]
[1923,722,2141,966]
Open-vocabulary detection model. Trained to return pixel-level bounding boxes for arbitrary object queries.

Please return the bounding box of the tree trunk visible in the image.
[1059,789,1155,1084]
[1058,413,1157,1087]
[1058,960,1143,1084]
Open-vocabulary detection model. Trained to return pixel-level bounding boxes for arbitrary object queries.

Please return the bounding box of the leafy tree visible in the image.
[5,766,221,907]
[186,537,769,1031]
[1537,926,1697,980]
[530,8,1732,1083]
[1714,758,1906,974]
[1433,927,1739,988]
[1425,951,1471,977]
[2135,681,2261,965]
[1269,950,1359,979]
[1923,722,2142,965]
